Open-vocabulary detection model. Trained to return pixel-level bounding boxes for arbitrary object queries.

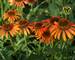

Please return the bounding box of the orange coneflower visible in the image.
[3,9,21,23]
[34,17,60,41]
[17,20,33,36]
[51,18,75,41]
[0,23,20,39]
[33,22,54,44]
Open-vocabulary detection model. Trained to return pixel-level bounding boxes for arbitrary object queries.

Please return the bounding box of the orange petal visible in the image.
[9,31,14,36]
[65,30,73,39]
[35,30,42,37]
[26,28,30,34]
[69,28,75,35]
[51,29,57,37]
[54,29,59,39]
[57,30,62,40]
[5,32,9,39]
[49,26,56,32]
[0,30,5,39]
[24,29,27,36]
[70,27,75,31]
[62,31,67,41]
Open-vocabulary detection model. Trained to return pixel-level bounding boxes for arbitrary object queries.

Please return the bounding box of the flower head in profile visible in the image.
[35,27,54,44]
[17,20,32,36]
[3,9,21,23]
[51,18,75,41]
[0,23,20,39]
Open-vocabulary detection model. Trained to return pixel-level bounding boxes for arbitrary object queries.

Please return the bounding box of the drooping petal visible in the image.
[65,30,73,39]
[51,29,57,38]
[49,25,56,32]
[54,29,59,39]
[69,28,75,35]
[24,29,27,36]
[26,28,30,34]
[62,31,67,41]
[57,30,62,40]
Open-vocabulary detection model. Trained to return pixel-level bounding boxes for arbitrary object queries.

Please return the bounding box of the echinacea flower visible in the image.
[51,18,75,41]
[3,10,21,23]
[17,20,32,36]
[33,21,54,44]
[0,23,20,39]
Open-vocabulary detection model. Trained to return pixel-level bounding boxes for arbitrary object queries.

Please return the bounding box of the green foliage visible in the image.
[0,36,75,60]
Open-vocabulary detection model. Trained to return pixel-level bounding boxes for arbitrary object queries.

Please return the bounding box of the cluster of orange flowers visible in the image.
[0,0,36,39]
[0,0,75,45]
[32,16,75,44]
[1,9,75,44]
